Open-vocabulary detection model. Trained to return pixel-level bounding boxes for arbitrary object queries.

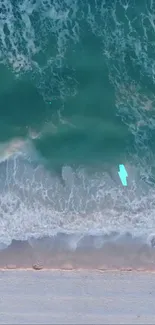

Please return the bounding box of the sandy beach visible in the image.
[0,236,155,323]
[0,270,155,324]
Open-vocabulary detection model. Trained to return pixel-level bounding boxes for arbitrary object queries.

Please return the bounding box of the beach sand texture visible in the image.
[0,236,155,324]
[0,270,155,324]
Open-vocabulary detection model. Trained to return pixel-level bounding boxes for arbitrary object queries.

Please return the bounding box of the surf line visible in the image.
[118,164,128,186]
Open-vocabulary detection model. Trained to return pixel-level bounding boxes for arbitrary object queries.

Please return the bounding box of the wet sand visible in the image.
[0,235,155,270]
[1,270,155,324]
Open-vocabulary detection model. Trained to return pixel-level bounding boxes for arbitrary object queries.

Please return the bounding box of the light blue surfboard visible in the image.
[118,164,128,186]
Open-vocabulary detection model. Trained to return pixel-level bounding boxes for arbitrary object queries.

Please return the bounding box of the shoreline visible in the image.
[0,236,155,270]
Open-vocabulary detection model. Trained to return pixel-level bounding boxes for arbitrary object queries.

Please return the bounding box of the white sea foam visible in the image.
[92,0,155,179]
[0,148,154,247]
[0,0,79,100]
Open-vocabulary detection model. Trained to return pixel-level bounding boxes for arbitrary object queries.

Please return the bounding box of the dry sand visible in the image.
[0,270,155,324]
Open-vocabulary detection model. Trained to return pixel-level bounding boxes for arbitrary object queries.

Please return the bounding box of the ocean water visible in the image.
[0,0,155,248]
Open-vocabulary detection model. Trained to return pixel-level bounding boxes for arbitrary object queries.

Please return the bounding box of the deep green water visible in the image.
[0,0,155,245]
[0,0,155,173]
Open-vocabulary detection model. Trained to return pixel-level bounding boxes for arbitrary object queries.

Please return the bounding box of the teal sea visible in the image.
[0,0,155,248]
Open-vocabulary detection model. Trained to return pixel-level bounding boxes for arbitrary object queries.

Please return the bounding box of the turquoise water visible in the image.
[0,0,155,246]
